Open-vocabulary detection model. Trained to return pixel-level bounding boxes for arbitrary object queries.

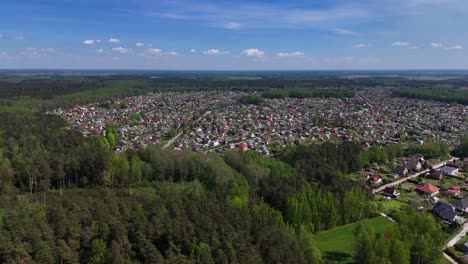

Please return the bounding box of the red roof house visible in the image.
[416,182,440,196]
[448,185,460,195]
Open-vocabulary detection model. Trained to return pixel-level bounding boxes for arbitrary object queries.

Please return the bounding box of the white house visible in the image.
[440,166,459,177]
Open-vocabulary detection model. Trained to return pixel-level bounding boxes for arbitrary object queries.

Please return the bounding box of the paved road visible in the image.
[162,111,211,150]
[373,159,451,194]
[447,222,468,248]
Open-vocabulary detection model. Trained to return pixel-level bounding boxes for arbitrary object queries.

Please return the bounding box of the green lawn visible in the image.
[315,216,394,263]
[380,199,407,213]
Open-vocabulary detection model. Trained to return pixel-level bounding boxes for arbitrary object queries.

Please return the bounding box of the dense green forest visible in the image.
[353,207,445,264]
[393,87,468,105]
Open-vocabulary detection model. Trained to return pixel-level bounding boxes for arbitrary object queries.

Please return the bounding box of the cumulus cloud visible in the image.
[112,46,131,53]
[392,42,409,46]
[203,49,229,55]
[190,49,197,53]
[108,38,120,43]
[353,43,370,48]
[243,48,264,58]
[277,51,304,57]
[83,40,96,45]
[97,49,104,53]
[431,42,442,48]
[444,45,463,50]
[136,42,144,47]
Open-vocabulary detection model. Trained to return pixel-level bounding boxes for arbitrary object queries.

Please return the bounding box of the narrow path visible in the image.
[443,252,458,264]
[162,111,211,150]
[380,213,397,224]
[447,222,468,248]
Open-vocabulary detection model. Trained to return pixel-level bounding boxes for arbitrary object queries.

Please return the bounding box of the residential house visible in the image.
[440,166,459,177]
[432,202,456,222]
[416,182,440,197]
[370,174,382,184]
[452,198,468,213]
[430,170,443,180]
[447,185,460,196]
[457,242,468,253]
[383,187,400,198]
[390,166,408,178]
[405,159,422,172]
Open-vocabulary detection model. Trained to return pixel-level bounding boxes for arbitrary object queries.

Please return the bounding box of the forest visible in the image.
[393,87,468,105]
[0,72,460,263]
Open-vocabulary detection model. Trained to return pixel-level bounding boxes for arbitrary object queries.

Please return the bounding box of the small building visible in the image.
[457,242,468,253]
[432,202,456,222]
[447,185,460,196]
[370,175,382,184]
[405,159,422,171]
[416,182,440,197]
[451,198,468,213]
[429,170,443,180]
[382,187,400,198]
[440,166,459,177]
[390,166,408,178]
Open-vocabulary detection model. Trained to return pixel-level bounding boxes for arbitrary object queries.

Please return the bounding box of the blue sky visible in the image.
[0,0,467,69]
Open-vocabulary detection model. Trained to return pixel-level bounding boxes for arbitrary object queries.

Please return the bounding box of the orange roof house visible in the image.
[416,182,440,196]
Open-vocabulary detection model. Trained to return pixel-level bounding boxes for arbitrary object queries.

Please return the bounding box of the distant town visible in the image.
[49,88,467,155]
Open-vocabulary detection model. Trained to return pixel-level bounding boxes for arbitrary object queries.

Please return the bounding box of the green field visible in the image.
[315,216,394,263]
[380,198,408,213]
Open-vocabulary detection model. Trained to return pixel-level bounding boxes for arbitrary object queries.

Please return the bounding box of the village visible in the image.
[362,153,468,262]
[48,88,467,155]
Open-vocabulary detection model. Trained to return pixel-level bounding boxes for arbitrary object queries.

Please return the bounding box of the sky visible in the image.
[0,0,467,70]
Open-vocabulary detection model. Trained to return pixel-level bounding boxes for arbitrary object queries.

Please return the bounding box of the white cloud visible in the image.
[431,42,442,48]
[146,48,162,55]
[352,43,370,48]
[97,49,104,53]
[277,51,304,57]
[108,38,120,43]
[144,48,177,56]
[190,49,197,53]
[112,46,131,53]
[334,28,355,35]
[203,49,229,55]
[0,51,7,56]
[83,40,96,45]
[224,22,241,29]
[16,36,24,41]
[96,40,101,43]
[136,42,144,47]
[243,48,265,58]
[444,45,463,50]
[392,42,409,46]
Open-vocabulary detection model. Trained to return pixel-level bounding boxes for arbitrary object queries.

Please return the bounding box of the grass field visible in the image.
[380,198,407,213]
[315,216,394,263]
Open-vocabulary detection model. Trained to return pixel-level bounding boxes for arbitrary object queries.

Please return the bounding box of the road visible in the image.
[447,222,468,248]
[162,111,211,150]
[373,159,452,194]
[443,252,458,264]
